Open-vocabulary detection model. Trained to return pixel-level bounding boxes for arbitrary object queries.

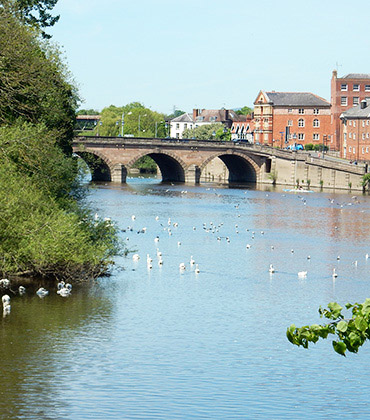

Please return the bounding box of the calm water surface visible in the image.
[1,178,370,419]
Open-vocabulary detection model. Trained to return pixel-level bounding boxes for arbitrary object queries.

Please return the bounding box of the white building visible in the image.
[170,113,194,139]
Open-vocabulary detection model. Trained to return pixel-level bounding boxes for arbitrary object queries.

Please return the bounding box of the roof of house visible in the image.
[263,92,330,107]
[341,101,370,118]
[196,109,246,123]
[170,112,194,123]
[342,73,370,80]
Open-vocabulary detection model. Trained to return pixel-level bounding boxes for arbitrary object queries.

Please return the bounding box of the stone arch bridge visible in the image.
[73,136,368,190]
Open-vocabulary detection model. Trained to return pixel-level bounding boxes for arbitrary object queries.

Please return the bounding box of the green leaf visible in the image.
[332,341,346,356]
[337,320,348,333]
[354,316,368,332]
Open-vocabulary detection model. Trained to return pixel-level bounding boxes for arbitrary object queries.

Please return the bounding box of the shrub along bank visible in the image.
[0,9,122,281]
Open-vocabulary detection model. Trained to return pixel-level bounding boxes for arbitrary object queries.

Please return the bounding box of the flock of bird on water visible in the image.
[1,189,369,318]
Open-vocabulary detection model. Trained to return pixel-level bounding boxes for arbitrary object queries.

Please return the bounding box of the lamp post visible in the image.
[323,135,327,157]
[155,121,164,138]
[138,114,147,136]
[118,111,132,137]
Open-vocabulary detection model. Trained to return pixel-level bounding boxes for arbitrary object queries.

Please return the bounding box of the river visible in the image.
[1,177,370,419]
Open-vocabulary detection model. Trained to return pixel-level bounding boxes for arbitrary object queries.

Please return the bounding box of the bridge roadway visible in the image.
[72,136,368,190]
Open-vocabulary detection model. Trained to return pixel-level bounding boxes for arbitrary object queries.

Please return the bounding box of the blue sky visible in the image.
[50,0,370,114]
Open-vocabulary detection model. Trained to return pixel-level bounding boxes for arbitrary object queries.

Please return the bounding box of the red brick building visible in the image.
[253,91,331,148]
[331,71,370,152]
[340,99,370,162]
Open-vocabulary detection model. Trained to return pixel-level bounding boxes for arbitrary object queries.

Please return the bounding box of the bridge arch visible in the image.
[200,151,260,184]
[127,150,187,183]
[74,150,116,182]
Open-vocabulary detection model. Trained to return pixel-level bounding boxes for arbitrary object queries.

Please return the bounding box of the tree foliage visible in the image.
[182,123,231,141]
[362,173,370,191]
[236,106,253,116]
[3,0,60,38]
[87,103,167,138]
[287,299,370,356]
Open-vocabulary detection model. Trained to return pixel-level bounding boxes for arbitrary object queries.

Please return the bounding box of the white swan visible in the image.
[0,279,10,288]
[158,258,163,266]
[18,285,26,295]
[269,264,275,273]
[146,254,153,264]
[179,262,186,270]
[195,264,200,274]
[246,244,251,249]
[57,287,71,297]
[332,268,338,278]
[190,256,195,266]
[57,281,65,290]
[154,236,160,243]
[36,287,49,298]
[132,254,140,261]
[298,271,307,277]
[2,294,10,307]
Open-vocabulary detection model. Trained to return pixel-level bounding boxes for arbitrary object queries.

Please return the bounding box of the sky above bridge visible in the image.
[50,0,370,115]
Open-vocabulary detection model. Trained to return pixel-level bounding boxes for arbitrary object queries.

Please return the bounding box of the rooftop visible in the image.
[170,112,194,123]
[264,92,330,107]
[341,101,370,119]
[342,73,370,80]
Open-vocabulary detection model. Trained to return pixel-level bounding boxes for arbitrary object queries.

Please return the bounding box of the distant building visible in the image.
[169,113,194,139]
[253,91,331,148]
[75,115,101,131]
[340,99,370,162]
[230,114,254,142]
[331,71,370,153]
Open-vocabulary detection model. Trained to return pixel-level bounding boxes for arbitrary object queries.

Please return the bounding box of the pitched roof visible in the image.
[342,73,370,80]
[170,113,194,123]
[341,101,370,118]
[196,109,246,123]
[264,92,330,107]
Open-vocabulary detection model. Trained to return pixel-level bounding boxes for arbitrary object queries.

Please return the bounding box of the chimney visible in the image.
[193,109,199,120]
[332,70,337,79]
[361,100,367,109]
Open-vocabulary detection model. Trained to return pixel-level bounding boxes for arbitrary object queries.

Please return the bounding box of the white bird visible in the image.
[146,254,153,264]
[307,255,311,260]
[337,256,340,260]
[177,241,181,246]
[195,264,200,274]
[246,244,251,249]
[0,279,10,288]
[291,249,294,254]
[332,268,338,278]
[155,216,159,221]
[132,254,140,261]
[2,294,10,307]
[57,286,71,297]
[57,281,65,290]
[366,253,369,260]
[147,262,153,269]
[298,271,307,277]
[190,256,195,265]
[269,264,275,273]
[36,287,49,298]
[131,215,136,221]
[156,249,162,258]
[154,236,160,243]
[179,262,186,270]
[158,258,163,266]
[18,286,26,295]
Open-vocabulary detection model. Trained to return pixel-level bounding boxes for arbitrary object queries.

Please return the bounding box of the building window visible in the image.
[298,108,304,114]
[298,133,305,140]
[313,133,319,140]
[313,119,319,127]
[367,120,369,126]
[353,120,356,127]
[287,120,293,126]
[313,108,319,115]
[365,85,370,91]
[349,146,352,152]
[176,123,180,129]
[362,121,365,127]
[367,133,370,139]
[367,147,369,153]
[362,147,365,154]
[353,97,359,106]
[363,133,366,140]
[288,108,292,113]
[341,84,348,91]
[353,133,356,139]
[184,123,187,129]
[176,133,179,139]
[349,133,352,139]
[298,118,305,127]
[353,84,360,91]
[353,147,356,154]
[349,120,352,126]
[341,97,348,106]
[264,118,269,123]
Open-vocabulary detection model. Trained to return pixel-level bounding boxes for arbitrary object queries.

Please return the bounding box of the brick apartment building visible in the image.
[340,99,370,162]
[331,71,370,153]
[253,91,331,148]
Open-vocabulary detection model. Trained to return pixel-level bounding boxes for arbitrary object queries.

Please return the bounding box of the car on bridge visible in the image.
[286,143,304,151]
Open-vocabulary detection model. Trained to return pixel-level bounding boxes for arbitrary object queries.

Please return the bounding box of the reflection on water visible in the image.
[1,177,370,419]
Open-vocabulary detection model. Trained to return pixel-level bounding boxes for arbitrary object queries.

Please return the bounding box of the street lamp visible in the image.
[138,114,147,136]
[120,111,132,137]
[323,135,327,157]
[155,120,164,138]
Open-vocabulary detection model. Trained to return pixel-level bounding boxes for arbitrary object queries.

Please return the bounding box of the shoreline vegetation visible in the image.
[0,6,123,283]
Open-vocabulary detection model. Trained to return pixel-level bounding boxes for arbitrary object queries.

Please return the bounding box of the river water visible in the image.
[1,177,370,419]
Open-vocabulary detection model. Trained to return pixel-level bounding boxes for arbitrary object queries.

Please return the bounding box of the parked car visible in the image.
[286,143,304,151]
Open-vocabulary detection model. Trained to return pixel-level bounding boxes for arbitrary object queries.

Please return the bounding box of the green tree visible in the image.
[362,173,370,191]
[287,299,370,356]
[166,109,186,120]
[182,123,230,140]
[236,106,253,116]
[94,103,166,138]
[3,0,60,38]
